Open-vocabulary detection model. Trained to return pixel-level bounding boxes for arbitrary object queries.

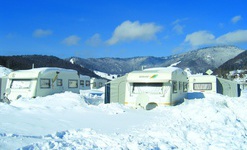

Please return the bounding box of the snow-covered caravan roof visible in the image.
[127,67,186,82]
[8,67,78,79]
[0,66,12,77]
[80,75,90,79]
[188,75,217,83]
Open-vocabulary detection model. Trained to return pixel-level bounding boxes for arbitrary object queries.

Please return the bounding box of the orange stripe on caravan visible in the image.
[124,102,134,105]
[125,102,172,106]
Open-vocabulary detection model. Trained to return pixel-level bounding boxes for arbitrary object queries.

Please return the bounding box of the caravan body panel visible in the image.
[188,75,240,97]
[125,67,188,108]
[91,78,107,89]
[79,75,91,90]
[188,75,217,93]
[216,77,241,97]
[5,67,80,101]
[0,76,8,101]
[105,75,127,104]
[105,67,188,109]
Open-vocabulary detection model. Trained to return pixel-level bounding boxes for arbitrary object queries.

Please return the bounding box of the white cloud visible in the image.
[173,24,184,34]
[231,15,242,24]
[86,33,103,47]
[216,30,247,44]
[33,29,52,37]
[106,20,162,45]
[184,30,247,47]
[63,35,81,46]
[184,31,215,46]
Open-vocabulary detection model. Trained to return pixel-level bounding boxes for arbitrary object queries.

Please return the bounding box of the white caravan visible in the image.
[188,75,241,97]
[79,75,91,90]
[90,78,107,89]
[0,76,8,102]
[105,67,188,110]
[4,67,81,102]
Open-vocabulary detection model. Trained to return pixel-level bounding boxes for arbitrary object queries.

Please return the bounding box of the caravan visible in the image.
[4,67,81,102]
[79,75,91,90]
[90,78,107,89]
[188,75,241,97]
[0,76,8,102]
[105,67,188,110]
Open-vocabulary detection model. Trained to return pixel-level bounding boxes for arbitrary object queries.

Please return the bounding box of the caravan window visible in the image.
[11,79,31,89]
[99,82,103,87]
[80,80,84,86]
[57,79,63,86]
[173,81,177,93]
[193,83,212,90]
[40,79,51,88]
[132,83,163,94]
[183,82,188,92]
[86,80,90,86]
[69,80,78,88]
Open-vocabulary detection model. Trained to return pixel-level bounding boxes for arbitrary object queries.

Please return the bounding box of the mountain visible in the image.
[214,50,247,77]
[0,55,99,78]
[69,46,245,75]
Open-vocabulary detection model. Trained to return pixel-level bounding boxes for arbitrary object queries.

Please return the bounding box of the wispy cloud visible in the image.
[85,33,103,47]
[184,30,247,47]
[172,18,188,34]
[62,35,81,46]
[33,29,52,38]
[231,15,242,24]
[106,20,162,45]
[173,24,184,34]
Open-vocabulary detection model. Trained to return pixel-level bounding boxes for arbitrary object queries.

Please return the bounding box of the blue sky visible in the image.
[0,0,246,58]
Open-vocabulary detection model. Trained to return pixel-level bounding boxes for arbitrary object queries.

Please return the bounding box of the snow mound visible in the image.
[0,92,247,149]
[10,91,87,111]
[0,66,12,77]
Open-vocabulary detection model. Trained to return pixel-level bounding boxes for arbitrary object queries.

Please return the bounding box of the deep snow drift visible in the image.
[0,90,247,149]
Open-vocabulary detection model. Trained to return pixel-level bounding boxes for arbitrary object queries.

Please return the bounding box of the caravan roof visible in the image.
[143,67,181,73]
[8,67,78,79]
[80,75,90,79]
[127,67,186,83]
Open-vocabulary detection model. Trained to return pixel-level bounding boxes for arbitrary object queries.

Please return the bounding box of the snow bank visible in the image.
[0,66,12,77]
[0,91,247,149]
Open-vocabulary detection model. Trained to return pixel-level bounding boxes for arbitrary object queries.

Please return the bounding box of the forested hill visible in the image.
[214,50,247,77]
[69,46,244,74]
[0,55,99,78]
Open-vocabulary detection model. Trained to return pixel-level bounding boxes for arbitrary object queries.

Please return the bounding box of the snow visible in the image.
[70,58,75,64]
[169,61,181,67]
[0,90,247,149]
[0,66,12,77]
[94,70,119,80]
[1,66,247,149]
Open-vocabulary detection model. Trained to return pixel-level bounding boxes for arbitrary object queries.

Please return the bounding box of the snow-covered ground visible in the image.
[0,90,247,149]
[1,66,247,149]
